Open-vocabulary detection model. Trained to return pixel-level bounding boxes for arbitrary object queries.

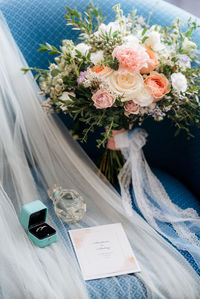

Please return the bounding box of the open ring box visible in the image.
[20,200,58,248]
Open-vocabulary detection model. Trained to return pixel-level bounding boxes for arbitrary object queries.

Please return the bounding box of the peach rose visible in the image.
[91,64,113,78]
[112,44,148,74]
[140,48,159,74]
[144,71,170,101]
[92,88,115,109]
[124,101,139,116]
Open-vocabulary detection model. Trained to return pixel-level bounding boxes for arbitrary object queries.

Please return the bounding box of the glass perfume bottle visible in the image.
[48,185,86,224]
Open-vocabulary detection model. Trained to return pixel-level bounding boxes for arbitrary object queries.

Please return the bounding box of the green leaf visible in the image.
[38,48,48,52]
[185,27,194,37]
[51,69,60,77]
[142,36,148,44]
[34,73,40,81]
[49,51,59,55]
[142,27,148,36]
[21,67,31,74]
[174,128,181,137]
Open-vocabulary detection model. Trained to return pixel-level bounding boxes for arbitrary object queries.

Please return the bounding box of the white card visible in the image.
[69,223,141,280]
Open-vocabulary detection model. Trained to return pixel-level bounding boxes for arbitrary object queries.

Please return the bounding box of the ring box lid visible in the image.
[20,200,47,230]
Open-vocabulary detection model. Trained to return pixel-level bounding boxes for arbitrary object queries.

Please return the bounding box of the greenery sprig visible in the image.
[65,2,105,36]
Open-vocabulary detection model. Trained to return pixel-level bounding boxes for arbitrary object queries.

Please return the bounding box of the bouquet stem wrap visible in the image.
[115,128,200,268]
[107,129,127,150]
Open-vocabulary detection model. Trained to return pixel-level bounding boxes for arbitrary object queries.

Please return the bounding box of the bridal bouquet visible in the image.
[23,3,200,182]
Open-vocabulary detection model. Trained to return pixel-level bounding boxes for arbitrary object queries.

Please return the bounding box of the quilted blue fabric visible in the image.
[0,0,200,297]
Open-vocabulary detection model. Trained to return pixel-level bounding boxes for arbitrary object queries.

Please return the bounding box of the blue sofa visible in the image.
[1,0,200,297]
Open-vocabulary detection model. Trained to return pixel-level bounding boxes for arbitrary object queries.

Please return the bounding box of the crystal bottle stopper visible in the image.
[48,185,86,224]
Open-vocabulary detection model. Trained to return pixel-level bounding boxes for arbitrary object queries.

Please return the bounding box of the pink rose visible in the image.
[92,88,115,109]
[112,44,148,74]
[144,71,170,101]
[124,101,139,116]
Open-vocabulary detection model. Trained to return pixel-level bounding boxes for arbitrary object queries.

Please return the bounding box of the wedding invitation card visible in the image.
[69,223,140,280]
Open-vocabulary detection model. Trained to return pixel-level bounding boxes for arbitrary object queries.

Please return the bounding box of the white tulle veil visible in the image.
[0,12,200,299]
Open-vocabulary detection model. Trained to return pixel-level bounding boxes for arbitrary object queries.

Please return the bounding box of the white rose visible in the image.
[132,87,154,107]
[171,72,187,93]
[107,72,144,101]
[74,43,90,56]
[182,38,197,54]
[90,50,104,64]
[145,31,163,52]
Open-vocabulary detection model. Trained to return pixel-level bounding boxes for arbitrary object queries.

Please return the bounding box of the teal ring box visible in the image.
[20,200,58,248]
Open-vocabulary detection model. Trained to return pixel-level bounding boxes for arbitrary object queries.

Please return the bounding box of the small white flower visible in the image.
[148,102,156,110]
[171,72,187,93]
[61,46,68,54]
[74,43,90,56]
[107,21,121,33]
[49,63,57,71]
[54,56,60,63]
[42,98,51,106]
[59,91,75,101]
[178,54,191,71]
[39,81,47,91]
[97,23,107,34]
[182,37,197,54]
[145,31,163,52]
[95,21,122,36]
[124,35,139,45]
[53,76,61,86]
[55,84,62,93]
[57,78,63,85]
[150,25,161,32]
[158,47,170,60]
[42,98,54,113]
[137,16,145,26]
[90,50,104,65]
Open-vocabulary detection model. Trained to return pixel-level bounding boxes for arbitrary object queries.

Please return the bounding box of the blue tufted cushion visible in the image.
[1,0,200,197]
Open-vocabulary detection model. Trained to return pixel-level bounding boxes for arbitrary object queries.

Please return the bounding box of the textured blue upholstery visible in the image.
[1,0,200,297]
